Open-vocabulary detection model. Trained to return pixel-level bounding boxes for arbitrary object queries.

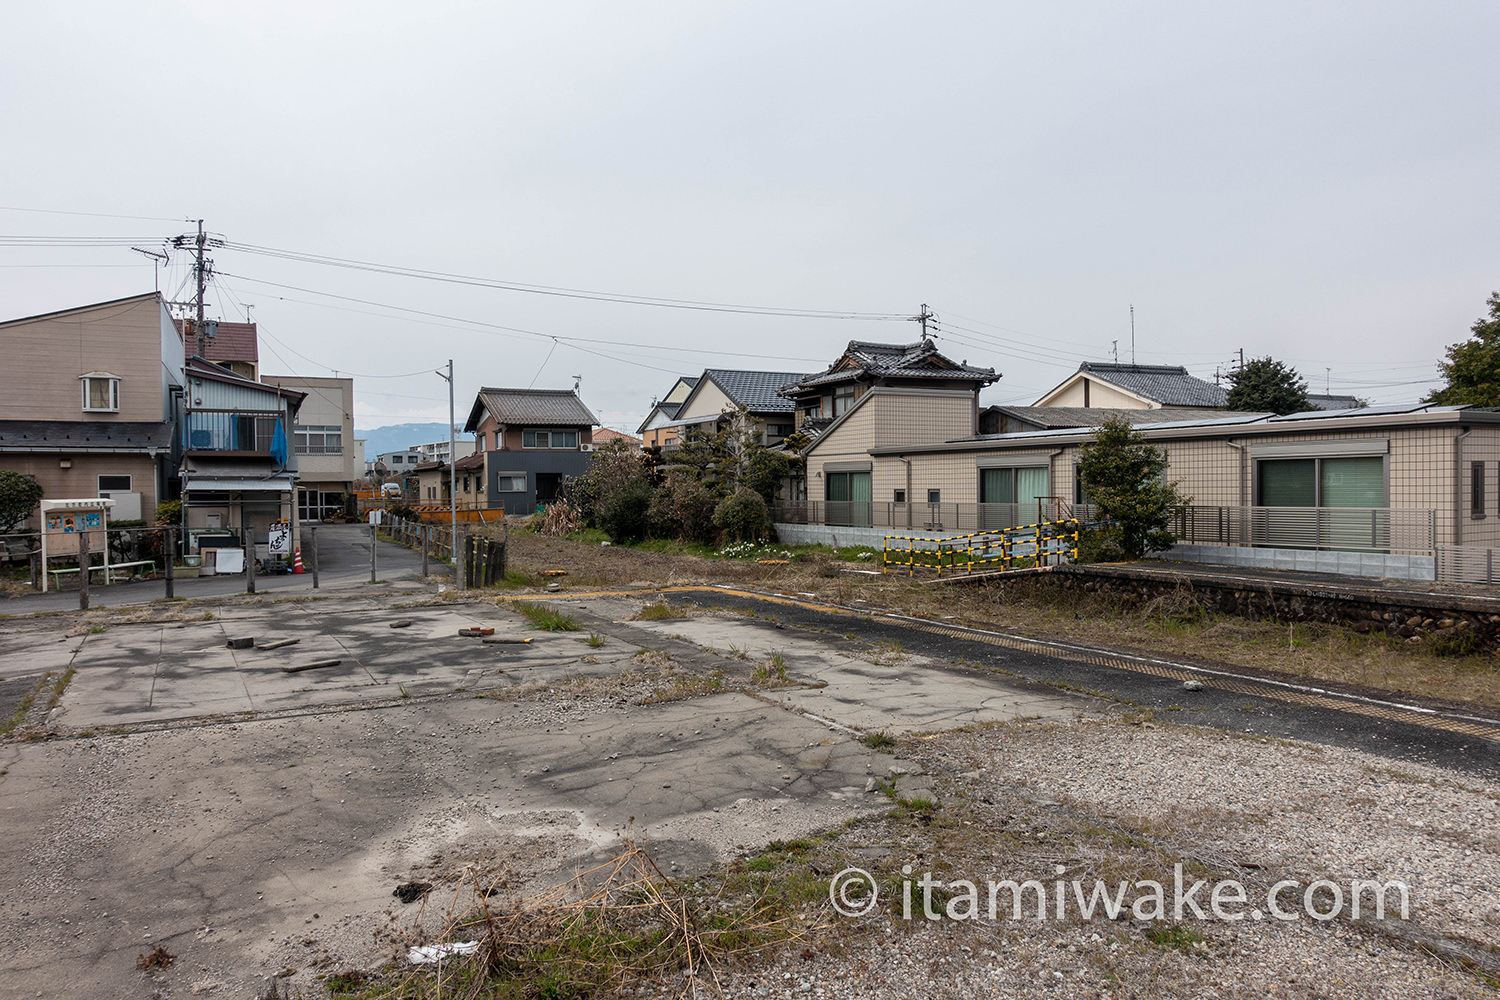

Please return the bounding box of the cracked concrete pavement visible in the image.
[0,592,1090,998]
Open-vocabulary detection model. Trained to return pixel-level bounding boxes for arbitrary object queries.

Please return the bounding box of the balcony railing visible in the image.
[1172,505,1435,555]
[182,410,283,453]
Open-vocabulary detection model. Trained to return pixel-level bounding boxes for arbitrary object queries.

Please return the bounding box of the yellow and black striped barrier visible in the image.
[882,518,1080,578]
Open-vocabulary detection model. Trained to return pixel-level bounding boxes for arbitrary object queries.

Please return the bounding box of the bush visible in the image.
[1074,525,1129,563]
[387,504,419,522]
[154,500,182,525]
[599,478,655,543]
[0,470,42,532]
[648,471,720,544]
[712,489,769,543]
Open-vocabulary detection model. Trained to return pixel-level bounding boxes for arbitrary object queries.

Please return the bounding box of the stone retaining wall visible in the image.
[1015,564,1500,653]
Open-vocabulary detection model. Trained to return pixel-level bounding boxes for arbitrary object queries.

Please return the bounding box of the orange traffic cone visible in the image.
[292,547,306,574]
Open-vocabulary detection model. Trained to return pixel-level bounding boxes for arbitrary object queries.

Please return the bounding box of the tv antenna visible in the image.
[131,246,168,291]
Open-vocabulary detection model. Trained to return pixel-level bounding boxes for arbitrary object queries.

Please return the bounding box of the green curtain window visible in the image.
[1320,456,1385,507]
[826,473,848,501]
[1259,459,1316,506]
[980,468,1014,504]
[1016,467,1050,508]
[849,472,871,502]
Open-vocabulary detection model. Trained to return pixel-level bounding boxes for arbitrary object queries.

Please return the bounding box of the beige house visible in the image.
[0,293,184,524]
[782,399,1500,582]
[654,370,807,451]
[263,375,358,521]
[636,376,699,450]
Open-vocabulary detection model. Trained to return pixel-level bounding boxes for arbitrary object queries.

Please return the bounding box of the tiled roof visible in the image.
[1306,393,1364,411]
[0,420,173,451]
[1066,363,1228,407]
[176,319,259,363]
[782,338,997,393]
[592,427,642,446]
[465,387,599,431]
[454,452,485,470]
[702,370,810,413]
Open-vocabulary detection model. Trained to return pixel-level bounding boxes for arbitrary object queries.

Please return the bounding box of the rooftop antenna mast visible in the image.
[1111,340,1118,363]
[1129,305,1135,365]
[131,246,168,291]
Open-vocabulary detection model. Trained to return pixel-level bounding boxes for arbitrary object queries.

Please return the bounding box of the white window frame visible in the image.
[80,372,120,413]
[496,473,527,492]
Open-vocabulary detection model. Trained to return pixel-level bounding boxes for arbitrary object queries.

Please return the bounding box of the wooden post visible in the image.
[245,536,257,594]
[310,525,320,589]
[164,527,175,600]
[78,525,90,611]
[421,524,429,577]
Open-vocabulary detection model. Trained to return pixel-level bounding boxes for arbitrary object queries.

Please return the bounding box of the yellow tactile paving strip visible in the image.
[511,586,1500,744]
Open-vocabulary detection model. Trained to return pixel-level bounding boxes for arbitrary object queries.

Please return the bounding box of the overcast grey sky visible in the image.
[3,2,1497,432]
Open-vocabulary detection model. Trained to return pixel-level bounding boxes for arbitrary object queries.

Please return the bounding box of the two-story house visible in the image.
[0,293,184,524]
[262,375,358,522]
[657,370,810,451]
[777,338,998,520]
[178,358,305,556]
[463,387,599,514]
[635,376,699,450]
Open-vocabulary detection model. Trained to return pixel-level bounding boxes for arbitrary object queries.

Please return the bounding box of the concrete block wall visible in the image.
[1166,543,1436,582]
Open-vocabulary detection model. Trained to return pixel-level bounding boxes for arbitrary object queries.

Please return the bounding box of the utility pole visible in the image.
[1129,305,1135,365]
[436,360,458,584]
[193,219,207,355]
[1238,348,1245,370]
[1111,340,1118,363]
[915,304,934,339]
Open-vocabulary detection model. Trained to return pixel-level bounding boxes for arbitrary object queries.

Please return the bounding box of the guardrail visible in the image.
[883,518,1081,577]
[1172,505,1435,555]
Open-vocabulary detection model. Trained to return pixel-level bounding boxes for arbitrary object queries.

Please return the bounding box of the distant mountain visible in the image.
[354,422,462,462]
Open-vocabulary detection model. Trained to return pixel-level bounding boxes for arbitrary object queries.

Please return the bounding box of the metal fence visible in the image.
[181,410,284,452]
[1172,505,1435,555]
[1435,545,1500,585]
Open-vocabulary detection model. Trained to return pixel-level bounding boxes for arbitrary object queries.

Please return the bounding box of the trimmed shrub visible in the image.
[712,488,770,543]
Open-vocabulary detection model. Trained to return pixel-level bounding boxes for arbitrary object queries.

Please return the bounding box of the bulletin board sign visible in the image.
[39,498,114,593]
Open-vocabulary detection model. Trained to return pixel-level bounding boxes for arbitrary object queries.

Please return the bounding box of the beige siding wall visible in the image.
[0,295,169,422]
[264,376,358,486]
[677,380,734,422]
[1038,377,1153,409]
[0,454,158,525]
[1460,426,1500,547]
[806,390,977,501]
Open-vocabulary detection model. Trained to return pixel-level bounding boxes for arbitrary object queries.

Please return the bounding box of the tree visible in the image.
[1075,418,1191,559]
[1424,291,1500,406]
[712,488,770,542]
[1225,357,1315,414]
[0,471,43,533]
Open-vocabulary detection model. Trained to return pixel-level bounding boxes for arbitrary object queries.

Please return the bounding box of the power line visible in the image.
[219,240,909,321]
[0,205,183,223]
[217,271,831,365]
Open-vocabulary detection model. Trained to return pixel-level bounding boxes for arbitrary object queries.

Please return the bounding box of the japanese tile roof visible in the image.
[1306,393,1365,411]
[1065,363,1228,407]
[174,319,259,363]
[465,387,599,431]
[0,420,173,451]
[592,427,643,446]
[782,338,998,393]
[454,452,486,470]
[701,369,810,413]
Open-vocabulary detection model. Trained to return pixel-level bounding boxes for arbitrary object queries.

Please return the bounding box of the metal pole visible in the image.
[245,535,256,594]
[78,525,90,611]
[369,523,377,583]
[421,523,429,577]
[448,359,458,586]
[164,527,175,600]
[310,525,319,589]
